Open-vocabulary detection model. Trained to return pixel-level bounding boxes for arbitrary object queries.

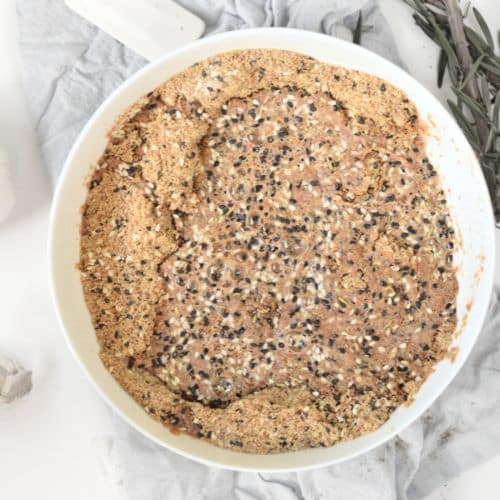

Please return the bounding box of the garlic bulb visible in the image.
[0,355,32,405]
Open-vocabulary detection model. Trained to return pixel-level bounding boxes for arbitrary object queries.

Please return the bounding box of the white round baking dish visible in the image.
[49,28,495,472]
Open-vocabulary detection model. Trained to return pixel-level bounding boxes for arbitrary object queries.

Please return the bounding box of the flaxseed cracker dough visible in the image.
[80,49,457,453]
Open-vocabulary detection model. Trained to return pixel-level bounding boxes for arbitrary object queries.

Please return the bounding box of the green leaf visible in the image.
[480,60,500,92]
[480,73,492,114]
[463,1,471,18]
[353,11,363,45]
[447,99,478,145]
[405,0,426,16]
[437,49,447,88]
[484,125,496,153]
[492,52,500,66]
[452,87,490,122]
[483,152,500,161]
[480,61,500,77]
[458,54,484,91]
[493,89,500,129]
[484,54,500,69]
[413,13,437,42]
[484,91,498,153]
[473,7,494,50]
[424,11,459,86]
[479,160,495,178]
[465,26,489,53]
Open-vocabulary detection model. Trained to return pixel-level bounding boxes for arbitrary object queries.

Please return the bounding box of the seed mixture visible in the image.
[80,49,458,453]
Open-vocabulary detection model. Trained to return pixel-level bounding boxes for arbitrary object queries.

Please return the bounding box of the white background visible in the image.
[1,1,499,498]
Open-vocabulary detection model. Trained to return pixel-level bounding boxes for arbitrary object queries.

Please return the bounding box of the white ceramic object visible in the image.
[65,0,205,60]
[49,29,495,472]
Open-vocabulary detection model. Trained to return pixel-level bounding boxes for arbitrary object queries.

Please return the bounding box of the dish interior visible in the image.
[50,29,494,471]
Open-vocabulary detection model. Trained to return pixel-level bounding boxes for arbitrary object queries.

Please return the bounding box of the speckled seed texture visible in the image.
[80,49,458,454]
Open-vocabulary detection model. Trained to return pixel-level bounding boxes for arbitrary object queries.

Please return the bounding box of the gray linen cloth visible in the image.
[16,0,500,498]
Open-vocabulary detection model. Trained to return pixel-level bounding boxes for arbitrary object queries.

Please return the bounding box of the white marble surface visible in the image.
[1,1,499,498]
